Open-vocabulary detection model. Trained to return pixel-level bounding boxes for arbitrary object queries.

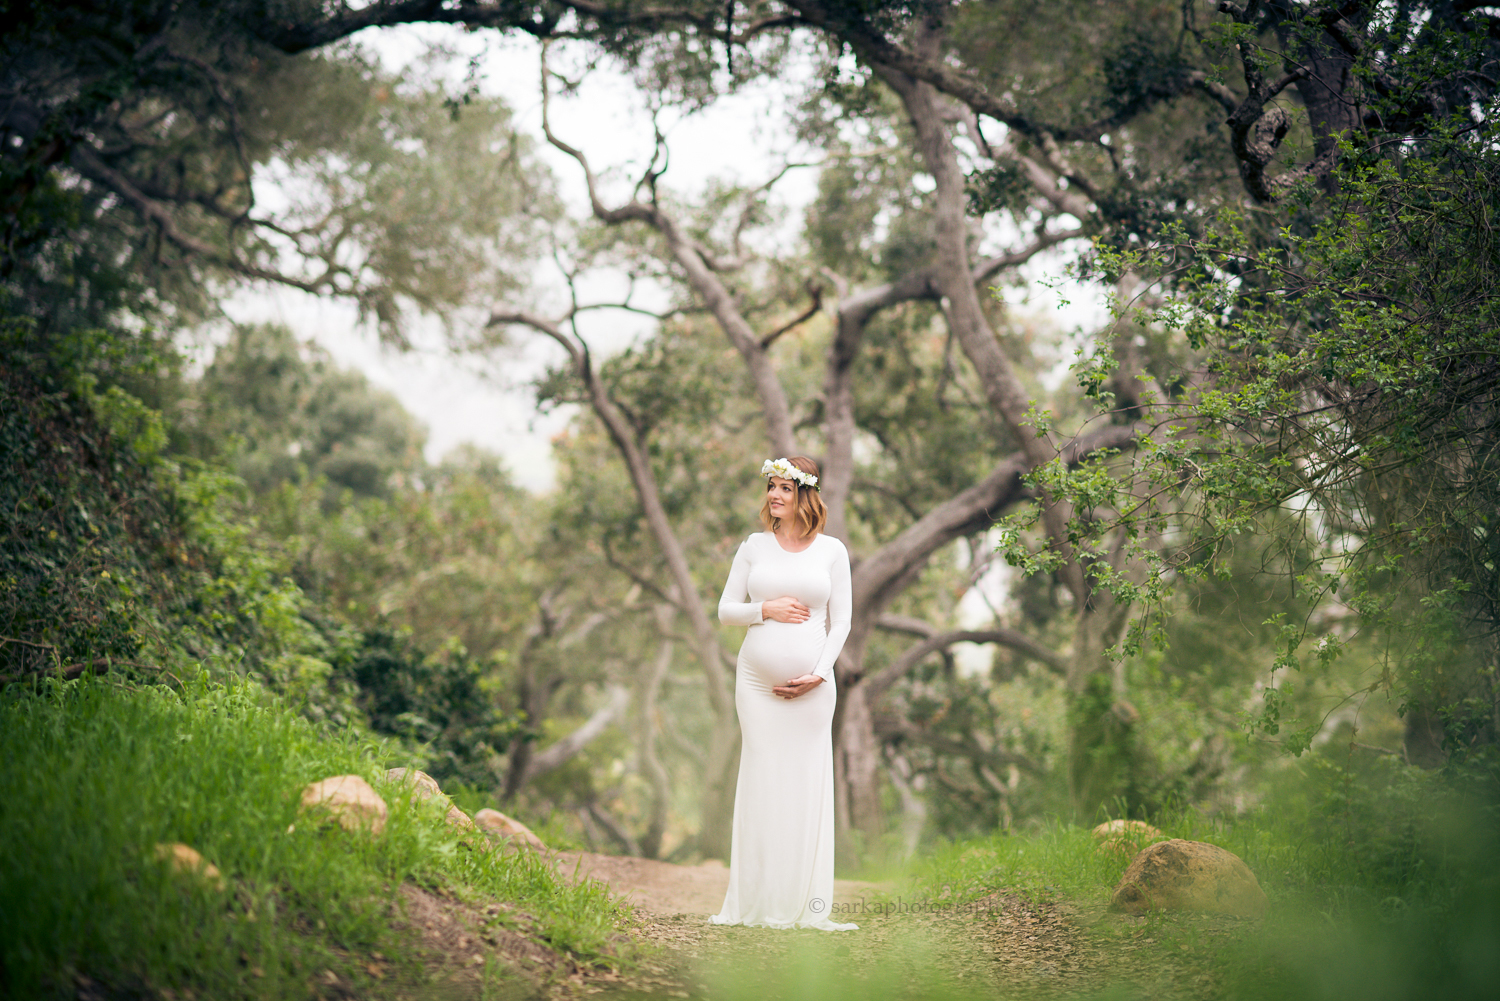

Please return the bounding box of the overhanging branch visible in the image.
[867,627,1065,700]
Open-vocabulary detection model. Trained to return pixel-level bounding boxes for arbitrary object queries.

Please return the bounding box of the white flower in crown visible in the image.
[760,458,818,490]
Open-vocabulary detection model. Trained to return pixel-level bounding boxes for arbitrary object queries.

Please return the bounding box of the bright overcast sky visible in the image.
[219,24,1107,494]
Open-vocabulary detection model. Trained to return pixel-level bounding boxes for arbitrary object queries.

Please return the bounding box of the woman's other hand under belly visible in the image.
[772,675,824,700]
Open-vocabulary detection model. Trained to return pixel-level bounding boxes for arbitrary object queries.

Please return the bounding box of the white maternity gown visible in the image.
[711,531,858,931]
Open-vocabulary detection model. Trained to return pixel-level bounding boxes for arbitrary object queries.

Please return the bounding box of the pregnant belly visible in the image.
[739,620,826,688]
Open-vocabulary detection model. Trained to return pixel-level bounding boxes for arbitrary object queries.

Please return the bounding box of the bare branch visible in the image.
[70,145,335,293]
[851,422,1140,626]
[538,47,796,456]
[867,628,1064,700]
[759,284,823,348]
[875,614,939,638]
[972,227,1086,285]
[523,684,630,784]
[877,717,1046,777]
[486,307,585,370]
[541,50,654,227]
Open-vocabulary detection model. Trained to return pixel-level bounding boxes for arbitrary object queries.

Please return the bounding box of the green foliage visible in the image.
[1024,118,1500,768]
[2,309,528,805]
[182,324,426,503]
[336,628,523,789]
[0,674,628,1000]
[1,320,170,673]
[3,5,552,342]
[0,314,302,681]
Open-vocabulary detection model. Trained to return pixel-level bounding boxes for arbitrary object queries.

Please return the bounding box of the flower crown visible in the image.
[761,458,819,490]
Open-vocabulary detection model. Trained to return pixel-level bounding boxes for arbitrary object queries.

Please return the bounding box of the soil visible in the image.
[539,849,1256,1001]
[240,849,1244,1001]
[544,851,1125,1001]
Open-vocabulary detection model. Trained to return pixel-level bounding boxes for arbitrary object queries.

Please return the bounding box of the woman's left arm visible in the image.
[810,542,852,684]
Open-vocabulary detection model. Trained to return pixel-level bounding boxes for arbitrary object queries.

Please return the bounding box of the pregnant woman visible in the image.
[711,456,857,931]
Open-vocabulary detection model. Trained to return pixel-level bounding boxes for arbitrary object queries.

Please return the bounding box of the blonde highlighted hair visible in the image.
[759,455,828,539]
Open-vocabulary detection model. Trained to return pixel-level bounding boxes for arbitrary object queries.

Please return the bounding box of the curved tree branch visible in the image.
[868,628,1065,700]
[539,47,797,455]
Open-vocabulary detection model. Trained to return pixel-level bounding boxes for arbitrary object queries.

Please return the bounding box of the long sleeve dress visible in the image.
[710,531,858,931]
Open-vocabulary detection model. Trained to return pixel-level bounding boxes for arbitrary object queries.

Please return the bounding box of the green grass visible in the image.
[0,674,630,999]
[895,764,1500,1001]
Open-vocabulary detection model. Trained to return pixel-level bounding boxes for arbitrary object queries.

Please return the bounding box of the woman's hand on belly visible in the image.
[772,674,824,700]
[762,596,810,624]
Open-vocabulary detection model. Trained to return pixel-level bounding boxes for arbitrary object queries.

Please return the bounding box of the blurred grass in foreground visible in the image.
[890,746,1500,1001]
[0,674,628,999]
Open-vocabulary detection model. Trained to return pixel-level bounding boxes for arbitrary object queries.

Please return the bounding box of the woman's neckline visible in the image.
[768,530,819,555]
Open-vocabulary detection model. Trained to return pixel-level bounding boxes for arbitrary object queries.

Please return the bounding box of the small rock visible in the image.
[152,842,225,891]
[474,808,546,850]
[1109,839,1269,918]
[1092,819,1165,860]
[1092,819,1164,841]
[299,775,388,835]
[385,767,475,831]
[385,767,443,802]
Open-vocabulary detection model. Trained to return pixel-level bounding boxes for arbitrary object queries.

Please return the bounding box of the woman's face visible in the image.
[766,476,797,523]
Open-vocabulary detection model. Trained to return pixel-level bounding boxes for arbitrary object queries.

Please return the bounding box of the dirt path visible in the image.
[401,849,1236,1000]
[551,852,887,917]
[549,852,1127,1001]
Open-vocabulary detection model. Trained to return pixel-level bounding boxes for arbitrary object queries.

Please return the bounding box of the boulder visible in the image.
[299,775,388,835]
[1092,819,1165,860]
[1109,839,1269,918]
[385,767,474,831]
[153,842,225,891]
[474,808,546,850]
[385,767,443,802]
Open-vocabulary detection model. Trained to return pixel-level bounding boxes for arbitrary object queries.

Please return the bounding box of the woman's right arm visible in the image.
[717,541,763,626]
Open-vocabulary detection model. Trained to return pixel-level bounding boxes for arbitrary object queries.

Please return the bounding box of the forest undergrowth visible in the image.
[5,669,1497,1001]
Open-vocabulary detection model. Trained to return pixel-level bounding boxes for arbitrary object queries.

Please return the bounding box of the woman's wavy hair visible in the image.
[759,456,827,538]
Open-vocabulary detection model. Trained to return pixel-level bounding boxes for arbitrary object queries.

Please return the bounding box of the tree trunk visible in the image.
[1064,592,1139,819]
[1274,4,1364,197]
[636,627,674,859]
[833,671,884,855]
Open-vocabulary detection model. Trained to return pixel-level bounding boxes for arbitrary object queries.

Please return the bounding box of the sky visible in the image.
[221,23,1109,496]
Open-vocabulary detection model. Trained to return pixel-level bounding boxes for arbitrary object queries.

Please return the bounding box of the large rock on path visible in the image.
[475,809,546,850]
[385,767,475,831]
[299,775,388,835]
[1109,839,1269,918]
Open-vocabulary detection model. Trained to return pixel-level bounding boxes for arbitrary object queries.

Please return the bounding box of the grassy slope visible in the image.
[0,675,629,1000]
